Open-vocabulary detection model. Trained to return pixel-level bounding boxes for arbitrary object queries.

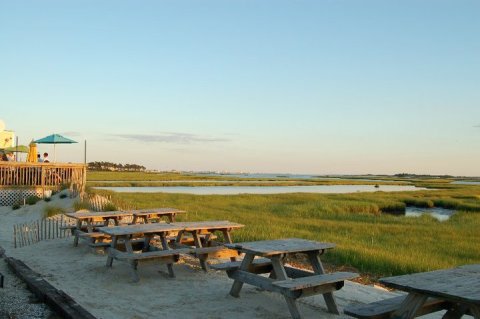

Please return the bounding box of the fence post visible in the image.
[13,225,17,249]
[36,220,40,243]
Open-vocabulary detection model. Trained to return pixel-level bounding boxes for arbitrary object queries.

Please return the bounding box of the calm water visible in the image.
[202,173,391,182]
[451,181,480,185]
[95,185,426,195]
[405,207,455,221]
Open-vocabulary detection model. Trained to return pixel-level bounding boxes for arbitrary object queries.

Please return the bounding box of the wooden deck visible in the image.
[0,162,86,191]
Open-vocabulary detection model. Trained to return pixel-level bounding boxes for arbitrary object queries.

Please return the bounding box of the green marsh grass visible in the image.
[87,171,410,187]
[96,186,480,278]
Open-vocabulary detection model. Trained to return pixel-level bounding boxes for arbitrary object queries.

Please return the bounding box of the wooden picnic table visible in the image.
[378,264,480,319]
[170,220,244,271]
[66,210,133,247]
[129,207,186,223]
[220,238,358,319]
[100,223,187,282]
[98,220,244,281]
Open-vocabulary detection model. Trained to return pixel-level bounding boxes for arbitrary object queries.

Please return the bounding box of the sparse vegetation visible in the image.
[73,200,90,211]
[43,205,66,217]
[25,195,41,205]
[102,202,117,211]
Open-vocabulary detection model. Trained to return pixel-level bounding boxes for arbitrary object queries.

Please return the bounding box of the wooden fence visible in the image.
[13,214,75,249]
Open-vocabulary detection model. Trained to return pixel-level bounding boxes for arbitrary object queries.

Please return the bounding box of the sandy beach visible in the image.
[0,195,442,319]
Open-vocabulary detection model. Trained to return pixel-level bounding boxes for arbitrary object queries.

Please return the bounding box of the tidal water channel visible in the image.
[95,184,426,195]
[405,207,455,221]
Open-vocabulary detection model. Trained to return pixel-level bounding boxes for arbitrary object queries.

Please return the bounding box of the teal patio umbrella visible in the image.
[34,134,77,162]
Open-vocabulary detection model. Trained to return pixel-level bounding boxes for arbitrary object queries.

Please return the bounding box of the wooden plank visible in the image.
[78,232,109,239]
[111,247,193,261]
[36,220,40,243]
[190,246,227,255]
[172,220,244,231]
[273,272,358,291]
[129,208,186,216]
[229,253,255,297]
[99,223,183,236]
[379,265,480,305]
[307,250,339,314]
[228,269,284,294]
[13,224,17,248]
[391,293,428,319]
[211,258,273,272]
[66,210,132,220]
[225,238,335,257]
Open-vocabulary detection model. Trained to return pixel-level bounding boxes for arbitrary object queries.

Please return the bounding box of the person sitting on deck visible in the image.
[6,152,15,161]
[37,153,43,162]
[43,152,50,163]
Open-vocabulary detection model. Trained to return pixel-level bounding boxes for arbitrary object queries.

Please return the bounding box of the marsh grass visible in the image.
[98,185,480,277]
[87,171,410,187]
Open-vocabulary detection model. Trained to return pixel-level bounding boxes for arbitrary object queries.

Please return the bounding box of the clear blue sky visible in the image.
[1,0,479,175]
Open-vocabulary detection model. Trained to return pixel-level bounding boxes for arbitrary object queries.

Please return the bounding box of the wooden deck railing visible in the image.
[0,162,86,193]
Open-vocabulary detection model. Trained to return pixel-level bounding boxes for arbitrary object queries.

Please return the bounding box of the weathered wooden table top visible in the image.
[99,223,184,236]
[379,264,480,305]
[171,220,245,231]
[225,238,336,256]
[65,210,133,220]
[129,207,186,216]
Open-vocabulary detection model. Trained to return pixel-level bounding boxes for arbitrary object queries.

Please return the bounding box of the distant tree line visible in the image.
[88,161,146,172]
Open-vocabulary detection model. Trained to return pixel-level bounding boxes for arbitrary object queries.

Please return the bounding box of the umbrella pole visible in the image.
[54,144,56,163]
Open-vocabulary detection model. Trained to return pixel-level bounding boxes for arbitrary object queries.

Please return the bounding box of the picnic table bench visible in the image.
[344,296,450,319]
[345,264,480,319]
[170,220,244,271]
[213,238,358,319]
[129,207,186,224]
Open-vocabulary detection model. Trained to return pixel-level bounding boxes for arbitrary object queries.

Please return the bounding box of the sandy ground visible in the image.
[0,195,445,319]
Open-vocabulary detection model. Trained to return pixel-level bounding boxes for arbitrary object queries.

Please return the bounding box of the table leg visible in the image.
[123,235,140,281]
[442,303,469,319]
[169,214,176,223]
[229,253,255,297]
[142,234,153,252]
[469,305,480,319]
[86,220,94,233]
[271,256,303,319]
[175,230,184,245]
[73,220,81,247]
[106,235,118,267]
[222,229,237,262]
[307,251,339,314]
[391,293,428,319]
[192,230,209,271]
[159,233,175,278]
[124,235,134,253]
[132,216,138,224]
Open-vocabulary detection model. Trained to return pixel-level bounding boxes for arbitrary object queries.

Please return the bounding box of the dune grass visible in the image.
[94,185,480,278]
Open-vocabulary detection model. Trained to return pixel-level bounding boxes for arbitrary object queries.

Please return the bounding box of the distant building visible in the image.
[0,127,15,148]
